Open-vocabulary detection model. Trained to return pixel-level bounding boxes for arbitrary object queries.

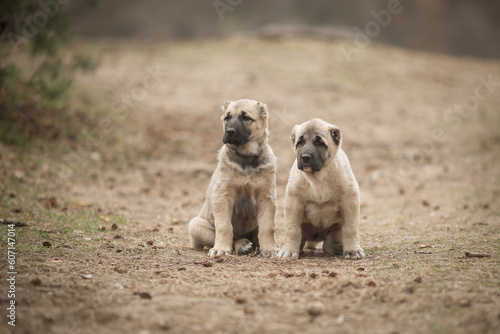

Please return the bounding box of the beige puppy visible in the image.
[188,99,278,258]
[277,118,365,259]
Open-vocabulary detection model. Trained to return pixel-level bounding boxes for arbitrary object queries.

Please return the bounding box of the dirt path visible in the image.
[3,38,500,333]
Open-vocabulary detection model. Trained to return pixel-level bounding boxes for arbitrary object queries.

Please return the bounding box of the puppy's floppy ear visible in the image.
[257,102,269,118]
[329,126,342,147]
[221,100,231,112]
[290,125,297,149]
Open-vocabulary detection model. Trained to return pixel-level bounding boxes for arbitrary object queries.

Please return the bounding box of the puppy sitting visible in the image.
[277,118,365,259]
[188,99,278,258]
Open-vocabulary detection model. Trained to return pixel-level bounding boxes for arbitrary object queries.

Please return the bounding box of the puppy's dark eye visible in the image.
[315,138,326,147]
[296,139,304,147]
[241,115,253,122]
[224,115,231,121]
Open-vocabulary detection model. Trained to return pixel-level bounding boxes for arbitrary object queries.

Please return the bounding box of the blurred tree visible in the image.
[0,0,97,145]
[0,0,98,106]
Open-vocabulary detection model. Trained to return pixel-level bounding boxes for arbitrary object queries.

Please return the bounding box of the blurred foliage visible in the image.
[0,0,98,145]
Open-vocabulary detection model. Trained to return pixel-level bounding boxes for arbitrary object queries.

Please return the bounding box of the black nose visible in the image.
[226,128,236,134]
[301,154,311,163]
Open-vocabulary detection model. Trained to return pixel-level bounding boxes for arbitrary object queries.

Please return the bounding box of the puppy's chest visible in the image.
[232,185,259,232]
[303,200,342,228]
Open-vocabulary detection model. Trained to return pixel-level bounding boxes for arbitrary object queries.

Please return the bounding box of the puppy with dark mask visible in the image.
[278,118,365,259]
[189,99,278,258]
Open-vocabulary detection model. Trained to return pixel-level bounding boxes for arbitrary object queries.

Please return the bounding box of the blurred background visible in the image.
[68,0,500,59]
[1,0,500,170]
[1,3,500,332]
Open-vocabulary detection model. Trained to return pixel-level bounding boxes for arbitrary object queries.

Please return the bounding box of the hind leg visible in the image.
[323,228,343,255]
[234,229,258,255]
[234,238,253,255]
[188,216,215,250]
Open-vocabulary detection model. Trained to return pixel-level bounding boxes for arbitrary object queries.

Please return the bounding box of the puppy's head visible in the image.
[290,118,342,173]
[221,99,269,147]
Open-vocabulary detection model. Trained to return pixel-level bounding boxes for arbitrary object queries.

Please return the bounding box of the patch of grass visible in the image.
[0,168,128,269]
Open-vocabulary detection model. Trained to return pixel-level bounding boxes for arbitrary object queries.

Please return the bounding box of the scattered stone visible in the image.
[177,267,186,271]
[202,261,213,267]
[235,296,246,304]
[42,314,54,323]
[14,170,25,181]
[458,298,471,307]
[158,321,170,331]
[328,272,338,278]
[307,303,325,319]
[147,240,154,246]
[404,285,415,294]
[135,292,152,300]
[244,306,255,315]
[414,276,423,283]
[309,272,317,278]
[81,274,93,279]
[114,266,128,274]
[38,196,58,209]
[31,277,42,286]
[422,199,430,207]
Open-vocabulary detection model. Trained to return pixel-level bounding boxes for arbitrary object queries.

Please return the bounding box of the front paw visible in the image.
[208,247,232,257]
[260,248,278,258]
[343,248,365,259]
[277,247,300,259]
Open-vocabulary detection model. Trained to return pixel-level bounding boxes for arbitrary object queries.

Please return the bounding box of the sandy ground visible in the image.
[1,37,500,333]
